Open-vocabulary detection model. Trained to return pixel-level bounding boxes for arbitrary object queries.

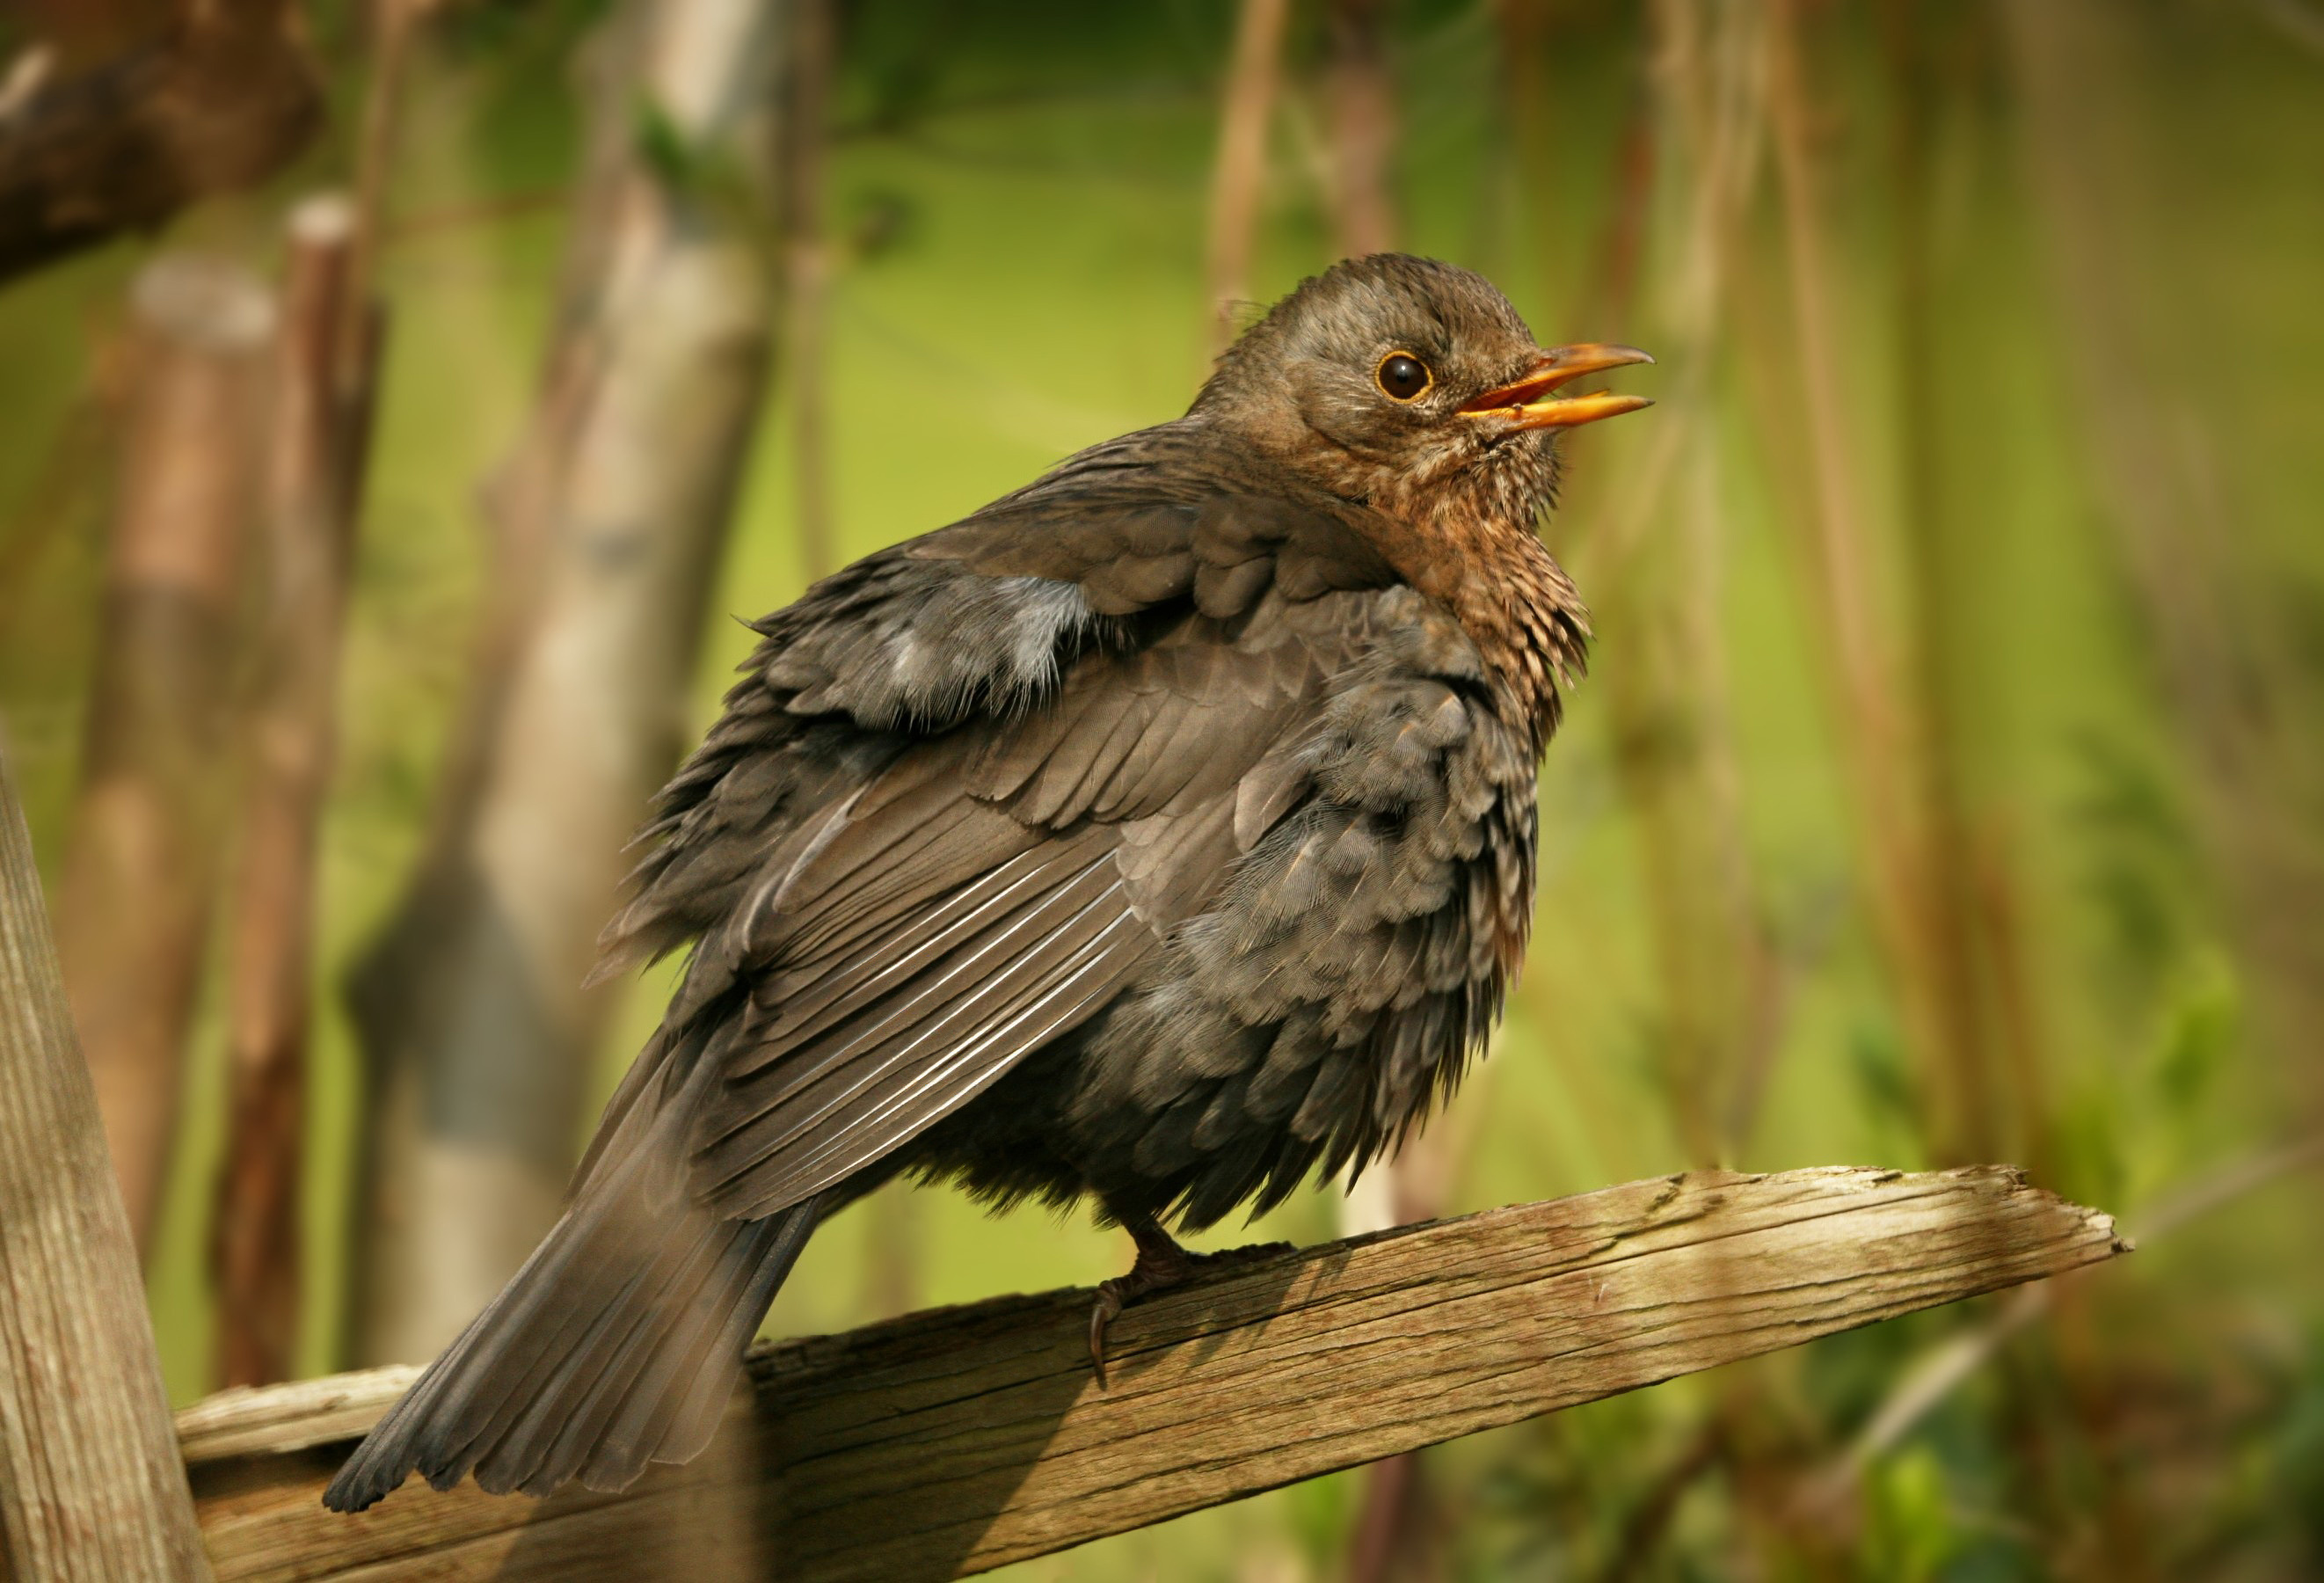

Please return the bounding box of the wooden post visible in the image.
[58,253,273,1256]
[779,0,836,584]
[1321,0,1398,259]
[1203,0,1291,350]
[212,197,382,1389]
[0,746,208,1579]
[180,1164,2124,1580]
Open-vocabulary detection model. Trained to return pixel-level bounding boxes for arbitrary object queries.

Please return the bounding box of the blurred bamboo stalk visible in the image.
[212,196,382,1390]
[1546,0,1779,1166]
[59,253,273,1257]
[2005,0,2324,1124]
[341,0,436,375]
[1322,0,1398,259]
[1204,0,1291,352]
[781,0,836,583]
[344,0,791,1368]
[1496,0,1575,321]
[212,0,419,1394]
[1490,0,1647,1193]
[1883,0,2050,1173]
[1758,0,1993,1163]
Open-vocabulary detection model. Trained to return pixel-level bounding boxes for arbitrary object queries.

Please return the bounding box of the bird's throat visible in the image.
[1377,497,1588,755]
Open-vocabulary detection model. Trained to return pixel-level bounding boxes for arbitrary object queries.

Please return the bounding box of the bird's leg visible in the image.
[1087,1213,1191,1390]
[1085,1212,1296,1389]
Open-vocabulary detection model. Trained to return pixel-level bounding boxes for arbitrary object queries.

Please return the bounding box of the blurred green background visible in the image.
[1,0,2320,1577]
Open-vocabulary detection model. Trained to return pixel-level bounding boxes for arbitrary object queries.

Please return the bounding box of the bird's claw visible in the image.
[1085,1234,1298,1390]
[1087,1282,1127,1390]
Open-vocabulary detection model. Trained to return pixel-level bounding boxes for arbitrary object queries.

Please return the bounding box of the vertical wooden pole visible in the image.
[781,0,836,584]
[0,745,208,1577]
[57,255,273,1254]
[1322,0,1398,259]
[1203,0,1292,351]
[212,197,381,1389]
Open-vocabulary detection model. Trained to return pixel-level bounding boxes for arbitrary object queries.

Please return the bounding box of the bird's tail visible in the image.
[323,1065,818,1513]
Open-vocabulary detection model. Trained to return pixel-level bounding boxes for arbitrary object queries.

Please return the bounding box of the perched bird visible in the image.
[324,253,1650,1514]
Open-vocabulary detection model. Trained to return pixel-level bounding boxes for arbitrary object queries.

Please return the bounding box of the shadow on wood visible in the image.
[179,1164,2125,1581]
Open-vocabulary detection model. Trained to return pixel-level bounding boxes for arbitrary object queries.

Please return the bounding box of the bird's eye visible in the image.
[1375,352,1432,402]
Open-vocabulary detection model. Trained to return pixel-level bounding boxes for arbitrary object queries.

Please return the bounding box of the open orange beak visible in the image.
[1458,343,1655,431]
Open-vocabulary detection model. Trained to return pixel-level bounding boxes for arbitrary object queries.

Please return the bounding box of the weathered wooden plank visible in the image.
[182,1164,2126,1581]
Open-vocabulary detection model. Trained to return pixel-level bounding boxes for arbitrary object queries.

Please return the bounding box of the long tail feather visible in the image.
[323,1038,820,1513]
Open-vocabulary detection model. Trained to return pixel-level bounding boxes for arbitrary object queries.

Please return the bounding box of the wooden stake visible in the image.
[781,0,837,584]
[1204,0,1292,352]
[58,253,273,1256]
[212,197,382,1390]
[1322,0,1398,259]
[0,745,208,1579]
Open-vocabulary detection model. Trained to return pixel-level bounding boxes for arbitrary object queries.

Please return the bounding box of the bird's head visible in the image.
[1191,254,1652,529]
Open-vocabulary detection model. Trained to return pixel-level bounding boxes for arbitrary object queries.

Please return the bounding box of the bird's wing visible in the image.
[585,429,1410,1220]
[686,591,1390,1220]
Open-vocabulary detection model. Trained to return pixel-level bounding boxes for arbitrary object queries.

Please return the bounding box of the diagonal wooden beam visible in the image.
[181,1164,2126,1581]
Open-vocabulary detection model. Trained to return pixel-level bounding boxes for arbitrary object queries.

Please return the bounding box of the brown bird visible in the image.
[324,253,1651,1513]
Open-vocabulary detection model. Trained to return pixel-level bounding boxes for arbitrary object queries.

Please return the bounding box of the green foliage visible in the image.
[628,95,699,190]
[2279,1333,2324,1571]
[2152,949,2238,1115]
[1849,1018,1930,1170]
[1861,1448,1959,1583]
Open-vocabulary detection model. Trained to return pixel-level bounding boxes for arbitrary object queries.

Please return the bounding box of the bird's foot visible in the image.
[1086,1221,1296,1389]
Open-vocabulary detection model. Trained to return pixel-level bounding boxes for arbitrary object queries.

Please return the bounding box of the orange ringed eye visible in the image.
[1376,352,1431,401]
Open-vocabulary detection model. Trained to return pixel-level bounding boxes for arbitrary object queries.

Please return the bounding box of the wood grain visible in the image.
[0,748,208,1578]
[183,1164,2124,1581]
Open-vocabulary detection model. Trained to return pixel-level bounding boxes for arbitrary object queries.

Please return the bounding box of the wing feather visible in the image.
[589,441,1414,1236]
[693,827,1155,1215]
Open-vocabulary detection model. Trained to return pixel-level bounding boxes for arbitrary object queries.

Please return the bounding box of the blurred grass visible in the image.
[1,0,2320,1576]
